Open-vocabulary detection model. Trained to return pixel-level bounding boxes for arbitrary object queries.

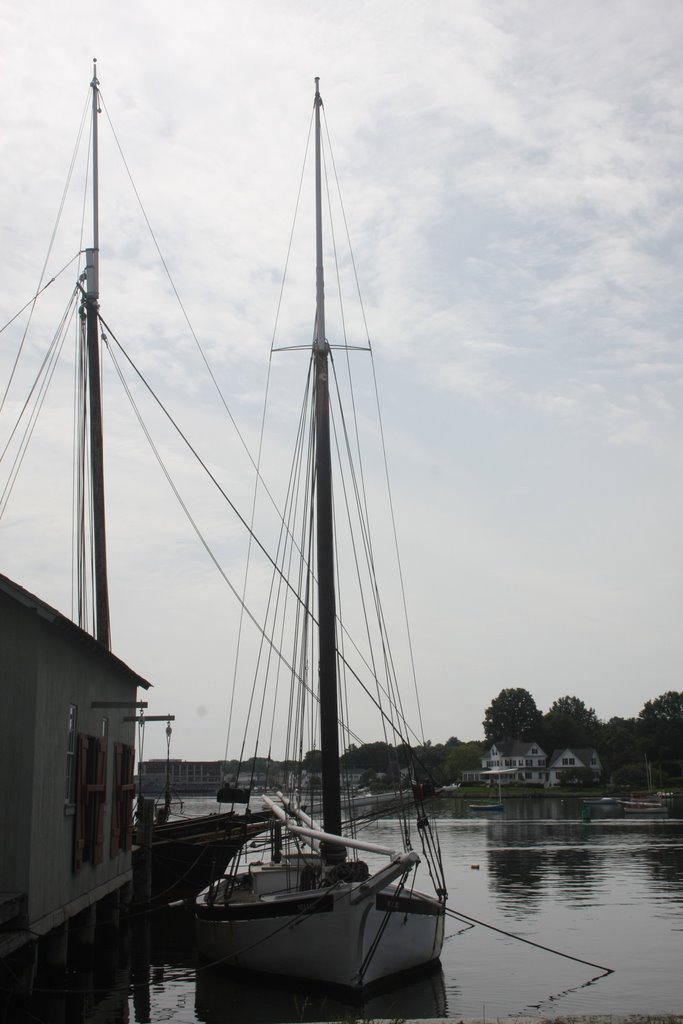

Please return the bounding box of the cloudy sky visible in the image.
[1,1,681,761]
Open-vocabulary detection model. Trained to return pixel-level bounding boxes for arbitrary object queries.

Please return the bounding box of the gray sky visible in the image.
[1,1,681,761]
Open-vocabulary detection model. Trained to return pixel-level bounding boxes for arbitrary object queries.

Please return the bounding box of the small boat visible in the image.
[195,78,446,994]
[621,799,668,816]
[468,771,505,813]
[581,796,619,806]
[436,782,461,796]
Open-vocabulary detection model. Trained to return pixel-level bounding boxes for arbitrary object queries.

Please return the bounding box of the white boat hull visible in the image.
[195,878,444,991]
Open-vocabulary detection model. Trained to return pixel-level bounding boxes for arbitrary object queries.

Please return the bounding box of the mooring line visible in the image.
[445,905,613,975]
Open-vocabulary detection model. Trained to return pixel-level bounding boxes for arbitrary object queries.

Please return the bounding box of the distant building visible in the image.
[475,745,548,782]
[0,573,151,964]
[461,740,603,787]
[139,759,223,794]
[547,747,603,786]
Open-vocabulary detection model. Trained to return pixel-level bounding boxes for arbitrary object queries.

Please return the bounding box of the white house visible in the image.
[481,740,548,784]
[547,748,603,787]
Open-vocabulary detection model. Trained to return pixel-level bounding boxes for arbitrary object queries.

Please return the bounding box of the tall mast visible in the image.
[313,78,344,856]
[84,59,111,649]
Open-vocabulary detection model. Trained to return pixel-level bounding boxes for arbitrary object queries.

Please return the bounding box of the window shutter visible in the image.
[123,745,136,852]
[93,737,107,865]
[73,734,90,872]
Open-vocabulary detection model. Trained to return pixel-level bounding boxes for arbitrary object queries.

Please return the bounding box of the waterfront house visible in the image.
[482,740,548,784]
[547,747,603,786]
[461,740,548,785]
[0,573,151,969]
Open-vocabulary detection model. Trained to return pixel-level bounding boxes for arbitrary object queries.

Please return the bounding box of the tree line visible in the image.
[224,688,683,791]
[341,688,683,789]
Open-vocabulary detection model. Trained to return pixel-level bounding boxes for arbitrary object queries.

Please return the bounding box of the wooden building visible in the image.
[0,573,151,967]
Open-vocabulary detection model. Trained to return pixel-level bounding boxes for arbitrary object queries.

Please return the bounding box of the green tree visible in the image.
[539,695,600,753]
[341,741,392,771]
[637,691,683,761]
[483,688,542,743]
[556,766,595,787]
[595,716,639,777]
[302,749,322,772]
[443,742,486,782]
[548,696,599,733]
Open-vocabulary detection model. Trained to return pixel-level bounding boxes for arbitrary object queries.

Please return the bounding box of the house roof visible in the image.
[491,740,546,757]
[0,572,152,690]
[548,747,599,768]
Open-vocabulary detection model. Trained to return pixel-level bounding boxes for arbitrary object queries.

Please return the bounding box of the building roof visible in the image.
[0,572,152,690]
[548,747,600,768]
[491,739,546,757]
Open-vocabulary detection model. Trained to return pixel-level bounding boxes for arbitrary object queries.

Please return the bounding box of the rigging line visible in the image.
[227,106,319,770]
[98,92,288,532]
[101,313,422,755]
[234,364,315,780]
[0,289,80,518]
[321,108,424,744]
[102,334,367,752]
[444,906,614,975]
[1,87,90,415]
[329,391,397,758]
[369,348,426,742]
[97,309,306,593]
[98,310,389,749]
[331,351,414,748]
[320,133,413,749]
[104,341,303,690]
[329,358,402,741]
[0,253,82,339]
[321,104,372,344]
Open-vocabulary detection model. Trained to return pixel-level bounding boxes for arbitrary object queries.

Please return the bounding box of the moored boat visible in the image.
[194,78,446,994]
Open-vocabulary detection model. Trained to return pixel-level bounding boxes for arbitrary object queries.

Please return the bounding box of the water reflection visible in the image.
[487,846,545,910]
[195,965,448,1023]
[10,797,683,1022]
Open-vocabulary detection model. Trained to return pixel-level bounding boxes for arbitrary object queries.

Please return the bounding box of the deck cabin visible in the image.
[0,573,151,968]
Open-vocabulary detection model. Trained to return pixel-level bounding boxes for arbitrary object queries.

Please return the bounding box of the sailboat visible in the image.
[468,767,509,812]
[0,64,269,906]
[194,79,446,993]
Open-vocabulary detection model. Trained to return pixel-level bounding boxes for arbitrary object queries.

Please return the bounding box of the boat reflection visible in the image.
[195,960,448,1023]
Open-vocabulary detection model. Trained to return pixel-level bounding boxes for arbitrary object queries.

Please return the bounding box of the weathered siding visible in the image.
[0,595,38,895]
[28,614,135,925]
[0,576,150,939]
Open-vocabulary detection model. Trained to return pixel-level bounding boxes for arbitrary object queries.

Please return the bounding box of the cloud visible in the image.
[1,1,682,755]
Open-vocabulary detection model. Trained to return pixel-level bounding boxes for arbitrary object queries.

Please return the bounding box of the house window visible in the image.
[65,704,78,803]
[531,747,538,754]
[525,771,532,779]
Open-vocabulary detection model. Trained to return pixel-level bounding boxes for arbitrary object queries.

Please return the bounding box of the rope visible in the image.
[444,905,613,975]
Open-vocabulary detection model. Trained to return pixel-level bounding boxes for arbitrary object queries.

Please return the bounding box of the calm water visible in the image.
[19,796,683,1021]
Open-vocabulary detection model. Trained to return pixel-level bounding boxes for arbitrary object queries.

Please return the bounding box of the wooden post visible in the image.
[132,797,154,905]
